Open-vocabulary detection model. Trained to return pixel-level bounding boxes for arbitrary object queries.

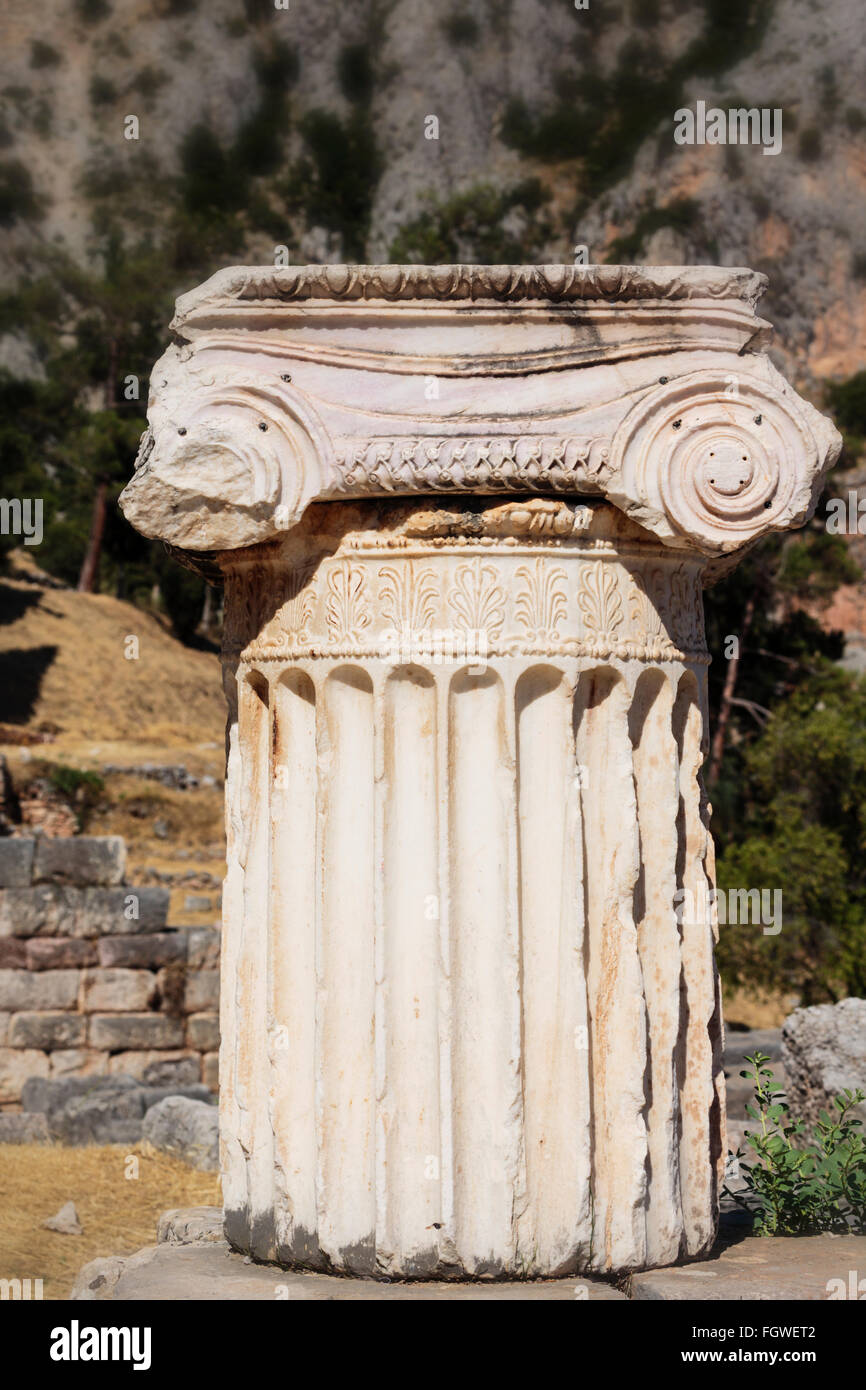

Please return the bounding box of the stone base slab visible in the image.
[70,1208,866,1302]
[630,1233,866,1300]
[71,1239,625,1301]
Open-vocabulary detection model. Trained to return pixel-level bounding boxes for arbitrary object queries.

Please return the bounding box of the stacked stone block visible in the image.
[0,837,219,1105]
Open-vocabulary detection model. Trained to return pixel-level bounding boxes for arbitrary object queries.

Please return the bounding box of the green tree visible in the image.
[703,486,858,829]
[0,234,209,638]
[716,665,866,1003]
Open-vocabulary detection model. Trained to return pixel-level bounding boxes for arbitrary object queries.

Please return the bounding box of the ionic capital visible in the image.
[120,264,839,567]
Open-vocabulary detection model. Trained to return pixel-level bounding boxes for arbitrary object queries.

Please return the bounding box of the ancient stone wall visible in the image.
[0,837,219,1106]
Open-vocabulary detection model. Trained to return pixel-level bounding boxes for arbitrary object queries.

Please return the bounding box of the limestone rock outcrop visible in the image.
[782,999,866,1136]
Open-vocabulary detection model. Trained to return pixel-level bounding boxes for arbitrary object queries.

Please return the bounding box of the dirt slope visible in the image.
[0,552,224,749]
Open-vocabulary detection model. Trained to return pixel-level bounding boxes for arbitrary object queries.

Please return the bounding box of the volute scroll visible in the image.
[608,369,840,554]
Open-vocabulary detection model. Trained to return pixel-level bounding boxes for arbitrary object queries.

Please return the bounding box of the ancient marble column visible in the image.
[120,265,838,1279]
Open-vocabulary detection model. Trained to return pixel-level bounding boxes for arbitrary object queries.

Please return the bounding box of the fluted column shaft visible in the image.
[218,498,725,1279]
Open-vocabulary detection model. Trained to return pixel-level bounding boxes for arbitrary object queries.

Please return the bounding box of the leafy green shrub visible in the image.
[716,667,866,1004]
[604,197,699,262]
[798,127,823,162]
[232,42,297,178]
[255,38,299,92]
[30,41,62,69]
[47,765,106,830]
[500,0,771,204]
[728,1053,866,1234]
[441,12,481,44]
[0,161,45,226]
[74,0,111,24]
[826,371,866,435]
[32,98,53,138]
[775,530,860,603]
[131,67,170,102]
[337,42,374,105]
[179,124,246,213]
[89,76,117,107]
[818,64,838,116]
[289,108,381,262]
[156,553,206,644]
[388,180,551,264]
[631,0,660,24]
[243,0,275,24]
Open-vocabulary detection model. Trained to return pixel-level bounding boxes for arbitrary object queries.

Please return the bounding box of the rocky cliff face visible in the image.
[0,0,864,386]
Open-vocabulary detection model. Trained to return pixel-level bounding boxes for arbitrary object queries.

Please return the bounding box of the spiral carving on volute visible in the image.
[609,370,838,554]
[119,375,331,551]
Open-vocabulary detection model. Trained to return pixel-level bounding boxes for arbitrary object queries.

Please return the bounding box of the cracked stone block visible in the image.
[98,933,186,969]
[107,1051,199,1084]
[88,1014,185,1051]
[27,938,99,970]
[183,970,219,1014]
[143,1095,219,1171]
[186,1014,219,1051]
[33,836,126,887]
[8,1012,87,1049]
[157,1206,224,1245]
[0,1111,50,1143]
[0,939,27,967]
[0,839,34,888]
[0,1047,49,1103]
[782,998,866,1135]
[0,968,80,1011]
[0,885,170,938]
[80,968,156,1013]
[185,927,220,971]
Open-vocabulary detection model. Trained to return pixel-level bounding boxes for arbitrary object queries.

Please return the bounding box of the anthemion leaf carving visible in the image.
[629,568,670,652]
[264,561,317,647]
[577,563,624,644]
[377,561,438,633]
[515,559,569,642]
[670,565,703,651]
[325,563,370,642]
[447,558,506,641]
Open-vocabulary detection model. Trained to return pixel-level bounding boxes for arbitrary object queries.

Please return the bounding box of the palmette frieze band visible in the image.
[220,500,708,666]
[228,560,708,665]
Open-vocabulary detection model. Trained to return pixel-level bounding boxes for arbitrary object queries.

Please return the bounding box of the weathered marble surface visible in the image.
[214,498,721,1278]
[119,265,839,1279]
[120,264,838,567]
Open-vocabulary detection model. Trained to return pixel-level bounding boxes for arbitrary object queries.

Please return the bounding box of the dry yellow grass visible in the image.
[0,1143,221,1299]
[723,987,800,1029]
[0,554,224,746]
[85,775,226,860]
[0,551,228,871]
